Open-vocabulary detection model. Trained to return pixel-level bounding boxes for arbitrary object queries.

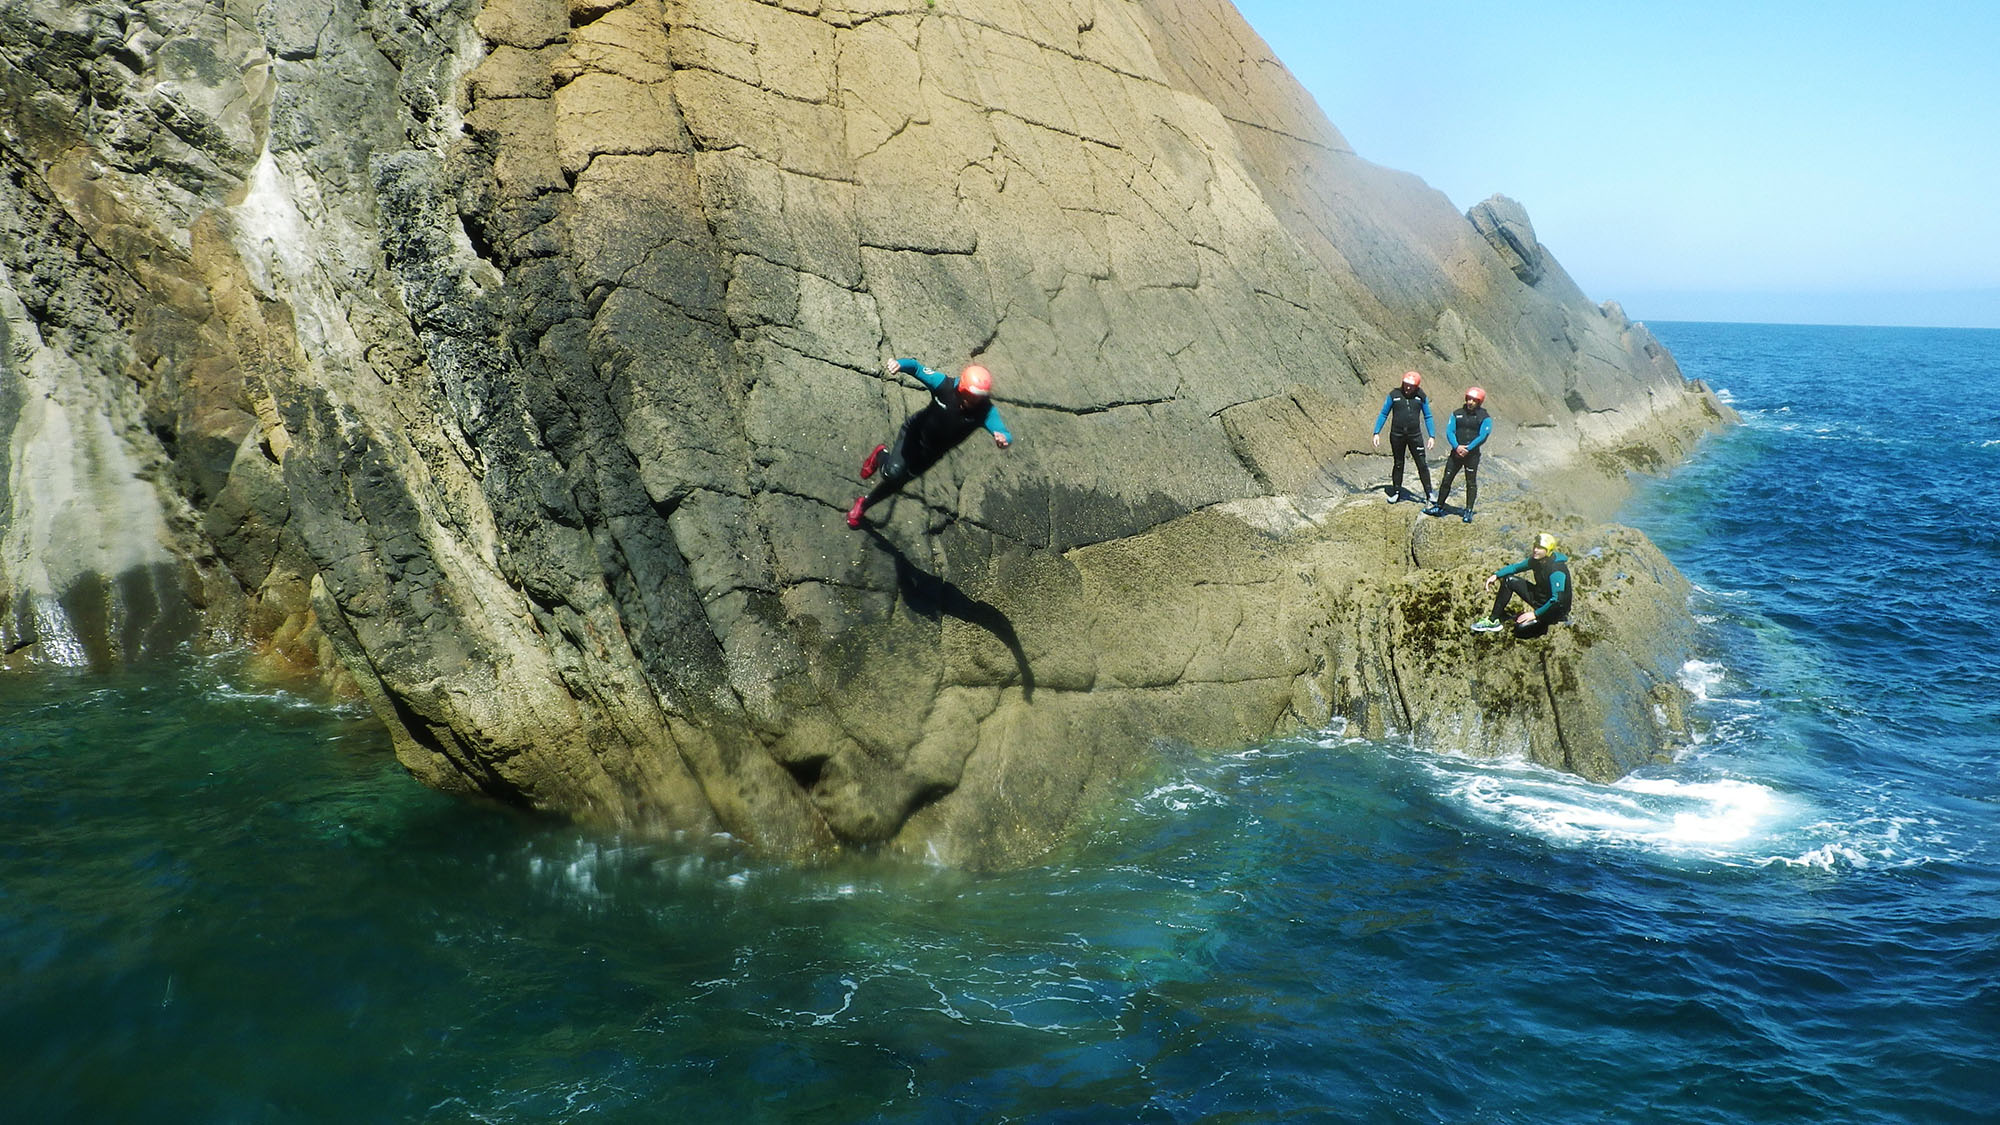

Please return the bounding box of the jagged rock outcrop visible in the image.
[1468,194,1547,287]
[0,0,1731,865]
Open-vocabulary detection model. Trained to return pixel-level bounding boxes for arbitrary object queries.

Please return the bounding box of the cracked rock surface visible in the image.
[0,0,1730,865]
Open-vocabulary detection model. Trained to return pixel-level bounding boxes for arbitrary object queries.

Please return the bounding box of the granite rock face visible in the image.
[0,0,1731,865]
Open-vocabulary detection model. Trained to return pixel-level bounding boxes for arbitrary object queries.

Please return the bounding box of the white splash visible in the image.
[1619,776,1777,846]
[22,596,88,667]
[1137,781,1224,813]
[1426,754,1793,860]
[1679,659,1728,702]
[1421,748,1957,871]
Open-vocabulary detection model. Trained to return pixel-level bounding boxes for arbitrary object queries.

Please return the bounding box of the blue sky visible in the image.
[1232,2,2000,328]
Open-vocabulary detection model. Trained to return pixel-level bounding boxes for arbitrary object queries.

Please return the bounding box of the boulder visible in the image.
[1468,194,1548,286]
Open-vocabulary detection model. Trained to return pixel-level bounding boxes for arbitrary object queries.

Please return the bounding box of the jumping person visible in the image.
[1427,386,1491,522]
[848,357,1013,529]
[1473,532,1572,638]
[1371,371,1434,503]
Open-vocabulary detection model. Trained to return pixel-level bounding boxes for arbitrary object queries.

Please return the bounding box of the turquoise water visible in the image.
[4,323,1997,1122]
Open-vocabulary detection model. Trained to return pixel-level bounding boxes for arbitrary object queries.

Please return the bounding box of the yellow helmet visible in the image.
[1535,532,1561,553]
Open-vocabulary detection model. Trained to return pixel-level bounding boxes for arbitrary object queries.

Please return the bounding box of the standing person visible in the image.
[847,357,1014,529]
[1473,532,1572,637]
[1427,386,1491,522]
[1371,371,1434,503]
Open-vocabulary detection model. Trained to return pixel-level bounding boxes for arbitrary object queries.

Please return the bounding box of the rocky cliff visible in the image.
[0,0,1729,865]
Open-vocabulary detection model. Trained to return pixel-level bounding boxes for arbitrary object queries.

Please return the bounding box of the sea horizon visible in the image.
[1614,288,2000,332]
[1650,316,2000,333]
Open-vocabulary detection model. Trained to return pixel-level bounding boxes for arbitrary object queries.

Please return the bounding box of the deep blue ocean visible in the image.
[3,322,1997,1122]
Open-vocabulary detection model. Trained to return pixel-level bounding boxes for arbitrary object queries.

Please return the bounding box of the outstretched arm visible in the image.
[888,357,950,392]
[985,407,1014,448]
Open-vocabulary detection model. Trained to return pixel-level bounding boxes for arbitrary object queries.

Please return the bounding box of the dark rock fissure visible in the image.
[1540,649,1576,775]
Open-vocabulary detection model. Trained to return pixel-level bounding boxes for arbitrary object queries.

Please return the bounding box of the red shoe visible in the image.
[860,443,887,480]
[846,496,867,529]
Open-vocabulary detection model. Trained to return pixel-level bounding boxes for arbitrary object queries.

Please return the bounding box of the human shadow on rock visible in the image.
[865,528,1035,701]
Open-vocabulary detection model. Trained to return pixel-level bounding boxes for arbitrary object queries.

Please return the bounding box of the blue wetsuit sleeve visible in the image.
[897,358,949,392]
[1467,415,1492,451]
[1373,392,1393,433]
[1422,398,1434,438]
[984,407,1014,444]
[1494,559,1530,580]
[1535,569,1568,618]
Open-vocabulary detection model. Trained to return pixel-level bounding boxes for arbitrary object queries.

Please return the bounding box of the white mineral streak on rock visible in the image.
[0,276,173,664]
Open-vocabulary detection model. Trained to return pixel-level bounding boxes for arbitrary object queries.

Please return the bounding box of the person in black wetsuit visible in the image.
[1371,370,1434,503]
[1473,532,1572,638]
[848,358,1014,529]
[1427,386,1491,523]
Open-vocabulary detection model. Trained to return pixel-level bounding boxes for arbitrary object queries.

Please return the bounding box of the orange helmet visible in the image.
[1464,386,1486,404]
[957,364,993,398]
[1401,371,1422,389]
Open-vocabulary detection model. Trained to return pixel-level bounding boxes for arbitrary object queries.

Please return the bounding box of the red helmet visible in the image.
[957,364,993,398]
[1401,371,1422,389]
[1464,386,1486,404]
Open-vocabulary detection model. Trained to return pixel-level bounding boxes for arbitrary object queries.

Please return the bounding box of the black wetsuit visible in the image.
[1374,388,1433,498]
[1491,551,1572,638]
[1436,404,1491,512]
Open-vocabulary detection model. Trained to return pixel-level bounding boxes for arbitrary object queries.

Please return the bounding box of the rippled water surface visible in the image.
[4,323,1997,1122]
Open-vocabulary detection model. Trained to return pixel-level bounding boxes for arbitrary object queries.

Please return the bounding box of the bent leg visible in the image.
[1491,574,1536,620]
[861,428,920,507]
[861,441,944,511]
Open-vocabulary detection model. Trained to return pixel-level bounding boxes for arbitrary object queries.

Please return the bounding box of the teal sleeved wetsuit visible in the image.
[1373,387,1433,499]
[862,360,1013,508]
[1435,405,1492,513]
[1490,551,1571,637]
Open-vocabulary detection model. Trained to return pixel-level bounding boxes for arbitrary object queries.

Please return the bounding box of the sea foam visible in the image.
[1421,753,1794,862]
